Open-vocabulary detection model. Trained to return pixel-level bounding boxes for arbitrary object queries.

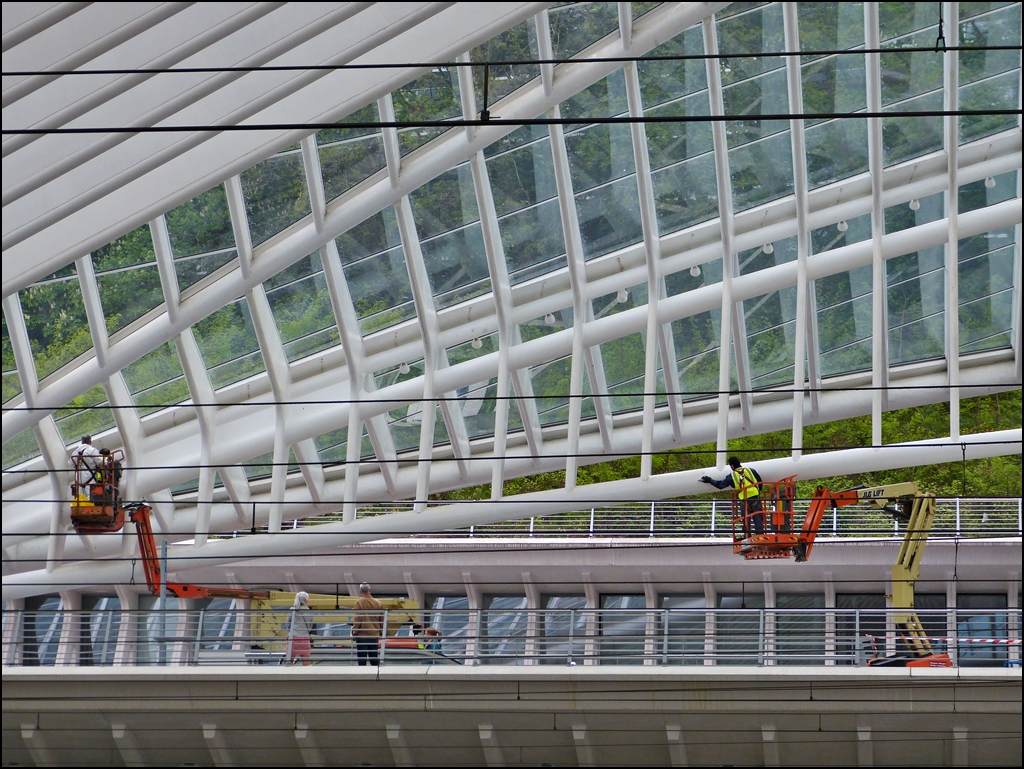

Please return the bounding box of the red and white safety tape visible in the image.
[865,634,1020,644]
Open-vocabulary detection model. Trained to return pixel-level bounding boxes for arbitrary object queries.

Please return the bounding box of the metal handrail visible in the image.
[223,497,1023,539]
[4,607,1019,669]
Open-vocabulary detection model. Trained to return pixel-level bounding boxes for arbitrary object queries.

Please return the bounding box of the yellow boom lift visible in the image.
[730,478,952,668]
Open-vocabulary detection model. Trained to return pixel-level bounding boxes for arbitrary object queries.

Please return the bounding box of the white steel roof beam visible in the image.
[783,3,811,458]
[395,195,442,511]
[172,329,219,545]
[1,293,69,570]
[624,58,683,478]
[1,2,192,111]
[2,3,288,191]
[943,2,961,441]
[549,108,608,490]
[703,15,741,468]
[865,2,888,446]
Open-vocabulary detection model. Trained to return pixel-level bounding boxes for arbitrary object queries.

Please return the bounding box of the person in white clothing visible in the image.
[69,435,101,492]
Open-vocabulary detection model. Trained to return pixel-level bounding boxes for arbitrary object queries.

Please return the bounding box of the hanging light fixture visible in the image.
[689,264,701,277]
[616,288,628,303]
[544,312,556,325]
[909,198,921,210]
[471,337,482,349]
[984,176,996,188]
[763,242,774,254]
[837,220,848,232]
[399,362,410,374]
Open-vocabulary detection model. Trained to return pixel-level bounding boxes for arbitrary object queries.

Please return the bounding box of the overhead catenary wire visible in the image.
[3,109,1020,136]
[4,43,1020,78]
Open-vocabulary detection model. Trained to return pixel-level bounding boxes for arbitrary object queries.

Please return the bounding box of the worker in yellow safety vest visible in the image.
[700,456,764,535]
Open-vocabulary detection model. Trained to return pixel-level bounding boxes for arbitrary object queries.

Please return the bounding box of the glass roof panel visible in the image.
[471,20,540,109]
[879,6,944,166]
[887,234,945,365]
[593,282,652,413]
[122,341,189,417]
[336,209,415,336]
[20,265,91,382]
[486,128,568,284]
[651,152,719,236]
[576,175,643,260]
[718,3,794,210]
[673,309,733,401]
[799,3,868,188]
[744,287,797,388]
[739,236,797,276]
[958,1,1022,144]
[336,205,402,263]
[529,354,595,426]
[642,34,718,235]
[958,225,1015,353]
[410,164,491,308]
[816,265,873,377]
[244,448,299,482]
[446,333,501,440]
[314,423,375,466]
[192,298,267,389]
[393,66,460,156]
[375,359,426,453]
[241,147,312,246]
[264,251,341,362]
[55,384,115,445]
[1,310,21,405]
[487,131,557,217]
[3,427,39,470]
[519,306,573,340]
[93,225,162,336]
[549,2,620,60]
[317,103,386,204]
[665,255,722,297]
[165,184,237,294]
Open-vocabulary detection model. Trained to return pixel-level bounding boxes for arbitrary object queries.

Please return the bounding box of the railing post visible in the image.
[650,502,656,537]
[711,501,716,535]
[474,609,482,665]
[758,609,765,667]
[855,609,861,666]
[589,508,595,537]
[956,497,961,535]
[832,505,838,535]
[194,609,205,665]
[568,610,575,665]
[529,517,535,537]
[662,609,669,665]
[380,610,389,666]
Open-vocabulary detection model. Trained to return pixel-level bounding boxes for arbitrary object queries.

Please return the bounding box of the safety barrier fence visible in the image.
[3,608,1019,669]
[230,497,1022,539]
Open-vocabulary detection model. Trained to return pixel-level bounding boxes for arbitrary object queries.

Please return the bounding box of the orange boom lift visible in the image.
[70,451,266,600]
[729,478,952,668]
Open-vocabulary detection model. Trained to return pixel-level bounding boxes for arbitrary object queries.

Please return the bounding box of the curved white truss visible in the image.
[2,2,1022,599]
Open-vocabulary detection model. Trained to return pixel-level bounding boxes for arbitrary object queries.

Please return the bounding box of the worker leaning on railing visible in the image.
[700,456,764,536]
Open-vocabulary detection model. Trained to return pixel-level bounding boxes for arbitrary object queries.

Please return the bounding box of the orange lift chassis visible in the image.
[729,478,952,668]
